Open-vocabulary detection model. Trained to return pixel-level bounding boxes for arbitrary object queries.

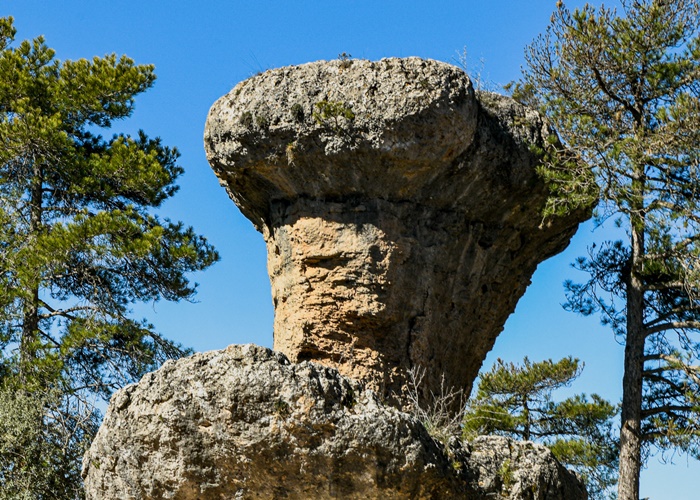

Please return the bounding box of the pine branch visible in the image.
[642,404,696,418]
[644,321,700,337]
[37,300,98,320]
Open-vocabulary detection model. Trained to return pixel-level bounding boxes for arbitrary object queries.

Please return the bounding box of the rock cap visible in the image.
[204,57,479,227]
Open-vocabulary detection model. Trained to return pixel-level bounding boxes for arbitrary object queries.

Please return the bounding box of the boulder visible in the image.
[465,436,588,499]
[204,57,589,404]
[82,344,586,499]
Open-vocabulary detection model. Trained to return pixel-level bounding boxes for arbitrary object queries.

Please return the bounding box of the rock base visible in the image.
[83,345,586,499]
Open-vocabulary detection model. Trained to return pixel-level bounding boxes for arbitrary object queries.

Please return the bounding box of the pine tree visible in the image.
[0,16,218,497]
[512,1,700,498]
[463,357,618,498]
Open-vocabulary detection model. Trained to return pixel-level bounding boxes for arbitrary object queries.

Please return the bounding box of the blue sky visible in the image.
[3,1,697,497]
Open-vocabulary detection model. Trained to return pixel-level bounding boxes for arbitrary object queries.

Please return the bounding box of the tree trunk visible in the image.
[19,159,44,386]
[618,216,646,500]
[523,397,531,441]
[19,288,40,384]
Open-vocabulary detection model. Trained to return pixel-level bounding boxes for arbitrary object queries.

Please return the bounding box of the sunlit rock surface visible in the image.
[204,58,589,405]
[82,344,587,499]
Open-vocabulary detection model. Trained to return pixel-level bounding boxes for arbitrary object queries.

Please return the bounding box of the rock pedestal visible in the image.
[82,344,587,499]
[204,58,588,405]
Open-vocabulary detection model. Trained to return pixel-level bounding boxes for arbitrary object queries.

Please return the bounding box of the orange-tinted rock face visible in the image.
[204,58,590,406]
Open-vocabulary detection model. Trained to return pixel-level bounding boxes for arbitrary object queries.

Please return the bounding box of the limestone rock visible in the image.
[464,436,588,499]
[82,344,586,499]
[204,58,590,406]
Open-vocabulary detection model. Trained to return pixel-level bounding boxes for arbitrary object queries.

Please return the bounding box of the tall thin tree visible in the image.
[512,1,700,498]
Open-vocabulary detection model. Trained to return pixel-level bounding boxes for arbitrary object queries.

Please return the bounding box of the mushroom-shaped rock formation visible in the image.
[204,57,588,405]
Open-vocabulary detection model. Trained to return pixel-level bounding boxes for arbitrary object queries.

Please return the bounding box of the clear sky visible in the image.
[2,1,697,497]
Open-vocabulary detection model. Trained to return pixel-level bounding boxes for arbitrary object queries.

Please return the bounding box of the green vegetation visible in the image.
[312,100,355,133]
[497,458,514,494]
[0,16,217,497]
[513,1,700,498]
[290,103,305,123]
[255,113,269,129]
[463,357,618,498]
[338,52,353,69]
[0,388,95,499]
[273,398,290,417]
[239,111,254,128]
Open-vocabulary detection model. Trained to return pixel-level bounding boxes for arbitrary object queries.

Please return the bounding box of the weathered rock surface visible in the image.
[204,58,589,405]
[82,344,586,499]
[464,436,588,499]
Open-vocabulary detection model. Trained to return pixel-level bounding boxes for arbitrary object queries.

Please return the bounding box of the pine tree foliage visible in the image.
[0,16,218,498]
[463,357,618,498]
[512,1,700,498]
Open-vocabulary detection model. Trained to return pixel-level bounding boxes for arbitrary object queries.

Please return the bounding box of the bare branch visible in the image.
[644,321,700,337]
